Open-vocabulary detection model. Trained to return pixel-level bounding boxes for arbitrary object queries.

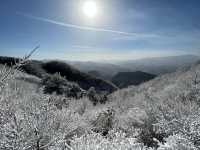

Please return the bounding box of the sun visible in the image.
[82,1,98,19]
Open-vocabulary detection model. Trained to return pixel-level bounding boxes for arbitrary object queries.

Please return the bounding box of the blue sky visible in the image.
[0,0,200,61]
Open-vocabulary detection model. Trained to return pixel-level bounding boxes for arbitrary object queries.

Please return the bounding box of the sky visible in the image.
[0,0,200,61]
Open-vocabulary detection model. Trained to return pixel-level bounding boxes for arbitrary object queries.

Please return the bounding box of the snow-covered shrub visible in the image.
[0,86,79,149]
[91,108,116,136]
[42,73,83,98]
[48,94,70,110]
[137,111,166,148]
[152,81,200,148]
[116,107,147,132]
[158,134,197,150]
[87,87,108,105]
[0,68,87,149]
[69,131,153,150]
[156,110,200,148]
[87,87,98,105]
[72,98,92,116]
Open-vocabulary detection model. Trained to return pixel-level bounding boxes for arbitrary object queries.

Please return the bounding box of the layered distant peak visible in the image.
[112,71,156,88]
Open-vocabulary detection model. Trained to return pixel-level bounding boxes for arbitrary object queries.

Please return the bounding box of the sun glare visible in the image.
[82,1,98,19]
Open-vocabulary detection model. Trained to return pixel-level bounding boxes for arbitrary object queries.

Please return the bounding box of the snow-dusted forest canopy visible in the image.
[1,54,200,150]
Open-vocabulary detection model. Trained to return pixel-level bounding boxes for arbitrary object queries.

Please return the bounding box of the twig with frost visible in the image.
[0,46,39,86]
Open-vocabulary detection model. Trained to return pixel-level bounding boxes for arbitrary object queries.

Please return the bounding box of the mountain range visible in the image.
[0,55,199,92]
[0,56,117,93]
[68,55,200,78]
[112,71,156,88]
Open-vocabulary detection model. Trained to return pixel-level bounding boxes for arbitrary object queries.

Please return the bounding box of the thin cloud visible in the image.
[16,12,159,38]
[71,45,95,49]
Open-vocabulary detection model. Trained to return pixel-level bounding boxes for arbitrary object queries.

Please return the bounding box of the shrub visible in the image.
[87,87,108,105]
[0,70,85,150]
[156,110,200,149]
[137,100,167,148]
[69,131,152,150]
[87,87,99,105]
[158,134,197,150]
[145,82,200,148]
[91,108,115,136]
[137,116,166,148]
[42,73,84,98]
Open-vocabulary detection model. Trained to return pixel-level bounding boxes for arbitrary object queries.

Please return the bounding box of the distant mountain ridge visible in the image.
[67,61,130,80]
[112,71,156,88]
[67,55,200,80]
[87,70,104,79]
[1,55,198,92]
[117,55,200,75]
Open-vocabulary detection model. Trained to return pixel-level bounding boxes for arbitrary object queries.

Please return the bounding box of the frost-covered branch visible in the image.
[0,45,39,86]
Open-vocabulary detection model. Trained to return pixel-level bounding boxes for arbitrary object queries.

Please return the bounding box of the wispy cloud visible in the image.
[16,12,159,38]
[71,45,95,49]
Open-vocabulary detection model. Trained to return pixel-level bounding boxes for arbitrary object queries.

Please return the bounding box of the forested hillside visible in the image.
[0,56,118,93]
[0,59,200,149]
[112,71,156,88]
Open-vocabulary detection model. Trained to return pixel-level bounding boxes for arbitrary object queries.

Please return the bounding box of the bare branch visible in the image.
[0,46,39,84]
